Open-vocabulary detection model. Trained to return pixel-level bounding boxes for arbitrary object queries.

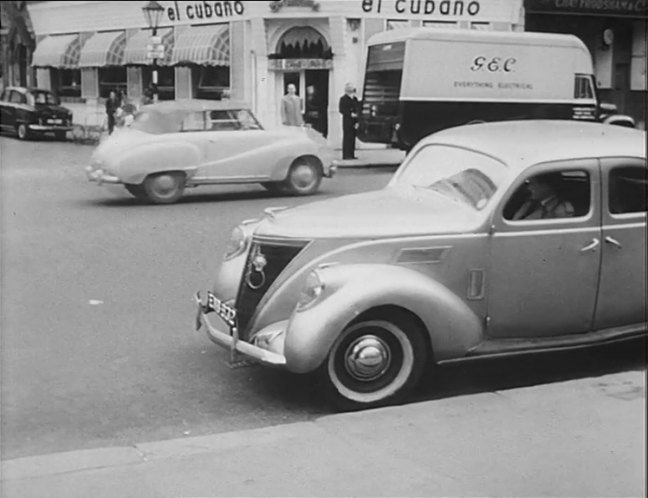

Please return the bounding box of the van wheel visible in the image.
[320,316,428,411]
[143,172,185,204]
[284,158,322,196]
[17,124,30,140]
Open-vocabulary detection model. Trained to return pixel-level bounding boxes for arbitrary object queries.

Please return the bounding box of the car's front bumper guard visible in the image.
[193,293,286,367]
[85,166,121,185]
[29,124,73,132]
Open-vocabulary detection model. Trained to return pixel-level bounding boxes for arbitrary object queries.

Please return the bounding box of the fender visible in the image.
[284,263,484,373]
[115,141,201,184]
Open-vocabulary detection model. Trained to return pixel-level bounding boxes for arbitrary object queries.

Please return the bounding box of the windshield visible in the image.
[28,91,60,106]
[393,145,507,210]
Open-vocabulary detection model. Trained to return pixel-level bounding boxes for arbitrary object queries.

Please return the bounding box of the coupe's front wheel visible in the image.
[284,158,322,195]
[321,316,428,411]
[143,172,185,204]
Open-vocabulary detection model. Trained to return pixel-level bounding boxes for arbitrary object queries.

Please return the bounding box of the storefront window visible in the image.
[98,67,127,98]
[193,66,230,100]
[143,67,175,101]
[52,69,81,98]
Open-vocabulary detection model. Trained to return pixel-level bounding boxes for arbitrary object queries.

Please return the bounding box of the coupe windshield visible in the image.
[394,145,507,210]
[131,110,185,134]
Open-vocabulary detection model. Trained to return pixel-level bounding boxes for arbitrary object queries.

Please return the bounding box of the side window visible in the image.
[0,90,6,101]
[504,170,590,221]
[9,91,26,104]
[208,110,240,131]
[180,112,206,132]
[608,166,647,214]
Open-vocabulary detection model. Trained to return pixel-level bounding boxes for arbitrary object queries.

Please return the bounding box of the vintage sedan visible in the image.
[195,120,646,410]
[0,86,73,140]
[85,100,336,204]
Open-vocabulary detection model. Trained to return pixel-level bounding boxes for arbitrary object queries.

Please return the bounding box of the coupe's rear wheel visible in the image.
[17,124,29,140]
[125,184,147,201]
[321,316,428,411]
[284,158,322,195]
[143,172,185,204]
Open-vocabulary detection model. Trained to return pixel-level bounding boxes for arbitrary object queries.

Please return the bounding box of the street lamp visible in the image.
[142,0,164,103]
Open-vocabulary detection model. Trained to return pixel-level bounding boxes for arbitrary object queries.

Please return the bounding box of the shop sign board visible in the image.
[525,0,648,18]
[268,58,333,70]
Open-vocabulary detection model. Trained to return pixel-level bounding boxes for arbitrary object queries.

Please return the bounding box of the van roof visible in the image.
[419,121,646,171]
[368,27,589,51]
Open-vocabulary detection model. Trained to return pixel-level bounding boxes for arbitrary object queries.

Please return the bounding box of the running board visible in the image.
[454,323,647,362]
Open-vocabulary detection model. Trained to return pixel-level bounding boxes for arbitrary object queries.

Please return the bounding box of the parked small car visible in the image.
[86,100,336,204]
[0,86,73,140]
[195,120,647,410]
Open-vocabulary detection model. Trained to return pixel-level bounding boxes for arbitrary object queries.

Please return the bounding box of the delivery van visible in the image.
[358,28,634,150]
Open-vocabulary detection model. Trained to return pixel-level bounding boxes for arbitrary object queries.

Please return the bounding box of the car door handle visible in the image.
[580,238,600,253]
[604,236,622,249]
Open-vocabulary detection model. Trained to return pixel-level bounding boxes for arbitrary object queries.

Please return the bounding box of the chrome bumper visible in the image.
[325,162,338,178]
[194,292,286,366]
[29,124,73,132]
[85,166,121,185]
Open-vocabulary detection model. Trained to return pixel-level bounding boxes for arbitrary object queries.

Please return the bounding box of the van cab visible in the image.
[358,28,634,150]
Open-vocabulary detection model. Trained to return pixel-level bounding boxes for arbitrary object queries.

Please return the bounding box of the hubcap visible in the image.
[152,174,178,196]
[291,164,315,189]
[344,335,391,381]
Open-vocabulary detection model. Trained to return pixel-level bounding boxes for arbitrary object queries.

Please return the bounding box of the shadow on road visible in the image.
[76,187,332,208]
[240,336,646,413]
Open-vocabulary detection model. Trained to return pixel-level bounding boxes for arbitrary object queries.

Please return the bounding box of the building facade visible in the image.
[524,0,647,126]
[27,0,524,145]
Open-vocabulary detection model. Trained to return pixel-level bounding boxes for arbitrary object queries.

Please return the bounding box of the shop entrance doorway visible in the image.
[282,69,328,137]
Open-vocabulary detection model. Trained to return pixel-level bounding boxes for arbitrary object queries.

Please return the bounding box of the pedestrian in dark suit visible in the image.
[339,83,359,160]
[105,90,119,134]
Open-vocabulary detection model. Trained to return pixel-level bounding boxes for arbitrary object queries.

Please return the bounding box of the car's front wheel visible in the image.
[284,157,322,195]
[16,123,30,140]
[321,314,428,411]
[142,172,186,204]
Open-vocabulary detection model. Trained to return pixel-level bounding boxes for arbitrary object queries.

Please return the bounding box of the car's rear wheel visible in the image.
[143,172,185,204]
[321,314,428,411]
[284,158,322,195]
[125,184,147,201]
[16,123,30,140]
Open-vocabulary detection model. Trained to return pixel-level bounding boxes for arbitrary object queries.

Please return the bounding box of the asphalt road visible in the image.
[1,135,645,461]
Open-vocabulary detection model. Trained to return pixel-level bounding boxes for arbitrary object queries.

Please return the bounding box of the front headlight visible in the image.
[224,226,248,261]
[297,270,325,310]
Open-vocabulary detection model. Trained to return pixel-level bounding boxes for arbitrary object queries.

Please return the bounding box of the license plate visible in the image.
[48,118,63,124]
[201,291,237,326]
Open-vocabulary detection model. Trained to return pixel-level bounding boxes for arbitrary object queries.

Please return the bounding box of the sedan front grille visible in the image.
[235,238,309,337]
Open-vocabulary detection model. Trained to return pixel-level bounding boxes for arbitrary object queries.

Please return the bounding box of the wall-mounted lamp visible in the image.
[347,19,361,32]
[602,28,614,49]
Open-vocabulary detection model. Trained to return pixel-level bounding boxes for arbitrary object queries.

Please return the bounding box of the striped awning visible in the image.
[32,34,82,68]
[79,31,126,67]
[123,28,174,65]
[171,24,229,66]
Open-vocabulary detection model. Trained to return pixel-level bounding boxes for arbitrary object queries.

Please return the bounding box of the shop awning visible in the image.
[32,34,82,68]
[123,28,173,65]
[171,24,229,66]
[79,31,126,67]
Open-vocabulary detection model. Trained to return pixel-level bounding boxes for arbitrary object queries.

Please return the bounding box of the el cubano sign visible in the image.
[158,0,516,25]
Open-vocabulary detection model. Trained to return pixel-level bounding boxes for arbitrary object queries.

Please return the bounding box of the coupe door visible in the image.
[200,110,277,181]
[487,160,601,338]
[594,158,647,330]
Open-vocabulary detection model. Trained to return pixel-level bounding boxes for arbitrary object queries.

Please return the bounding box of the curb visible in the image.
[2,370,644,483]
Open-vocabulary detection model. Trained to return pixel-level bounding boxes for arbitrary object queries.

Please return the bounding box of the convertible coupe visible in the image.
[85,100,336,204]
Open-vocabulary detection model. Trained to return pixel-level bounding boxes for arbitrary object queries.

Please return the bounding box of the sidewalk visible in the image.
[2,371,644,498]
[334,146,405,168]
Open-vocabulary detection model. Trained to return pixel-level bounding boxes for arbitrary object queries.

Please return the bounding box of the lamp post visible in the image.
[142,0,164,103]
